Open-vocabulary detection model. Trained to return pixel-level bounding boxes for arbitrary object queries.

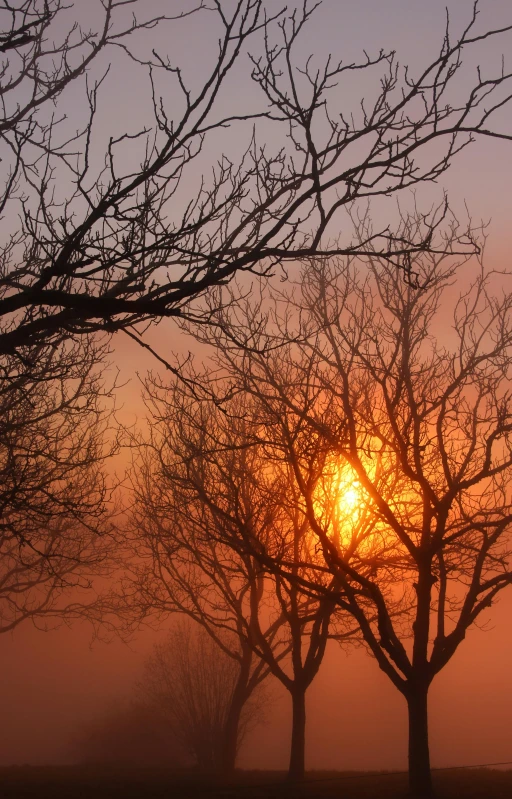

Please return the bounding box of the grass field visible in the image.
[1,765,512,798]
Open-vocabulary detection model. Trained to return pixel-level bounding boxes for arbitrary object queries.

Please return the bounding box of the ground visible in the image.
[0,766,511,798]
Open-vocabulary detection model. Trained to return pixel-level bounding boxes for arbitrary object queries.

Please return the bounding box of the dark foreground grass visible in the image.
[1,765,511,799]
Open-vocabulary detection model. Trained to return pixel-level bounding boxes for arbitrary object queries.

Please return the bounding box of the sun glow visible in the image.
[309,458,374,553]
[337,480,362,516]
[333,465,365,521]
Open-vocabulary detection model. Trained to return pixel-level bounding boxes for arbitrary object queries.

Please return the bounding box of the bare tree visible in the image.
[0,1,511,352]
[0,0,170,211]
[137,619,269,773]
[0,335,118,631]
[124,401,276,775]
[127,380,349,781]
[193,231,512,797]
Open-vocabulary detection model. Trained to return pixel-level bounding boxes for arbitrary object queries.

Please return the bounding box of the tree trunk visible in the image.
[219,647,253,776]
[407,686,433,798]
[220,695,244,775]
[287,687,306,782]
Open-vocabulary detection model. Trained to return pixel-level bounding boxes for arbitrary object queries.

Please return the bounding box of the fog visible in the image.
[1,592,511,771]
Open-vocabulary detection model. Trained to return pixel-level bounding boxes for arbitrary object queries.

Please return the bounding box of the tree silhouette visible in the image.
[124,400,276,775]
[137,620,269,773]
[127,385,349,780]
[0,336,118,631]
[0,1,511,352]
[181,225,512,797]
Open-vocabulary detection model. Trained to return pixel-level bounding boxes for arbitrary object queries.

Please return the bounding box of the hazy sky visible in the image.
[1,0,512,773]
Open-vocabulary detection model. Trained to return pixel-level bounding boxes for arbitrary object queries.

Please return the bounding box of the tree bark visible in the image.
[220,694,244,775]
[287,687,306,782]
[219,647,253,775]
[407,686,433,798]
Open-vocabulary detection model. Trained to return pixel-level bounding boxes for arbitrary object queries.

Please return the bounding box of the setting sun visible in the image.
[338,481,362,514]
[311,459,370,551]
[334,466,365,521]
